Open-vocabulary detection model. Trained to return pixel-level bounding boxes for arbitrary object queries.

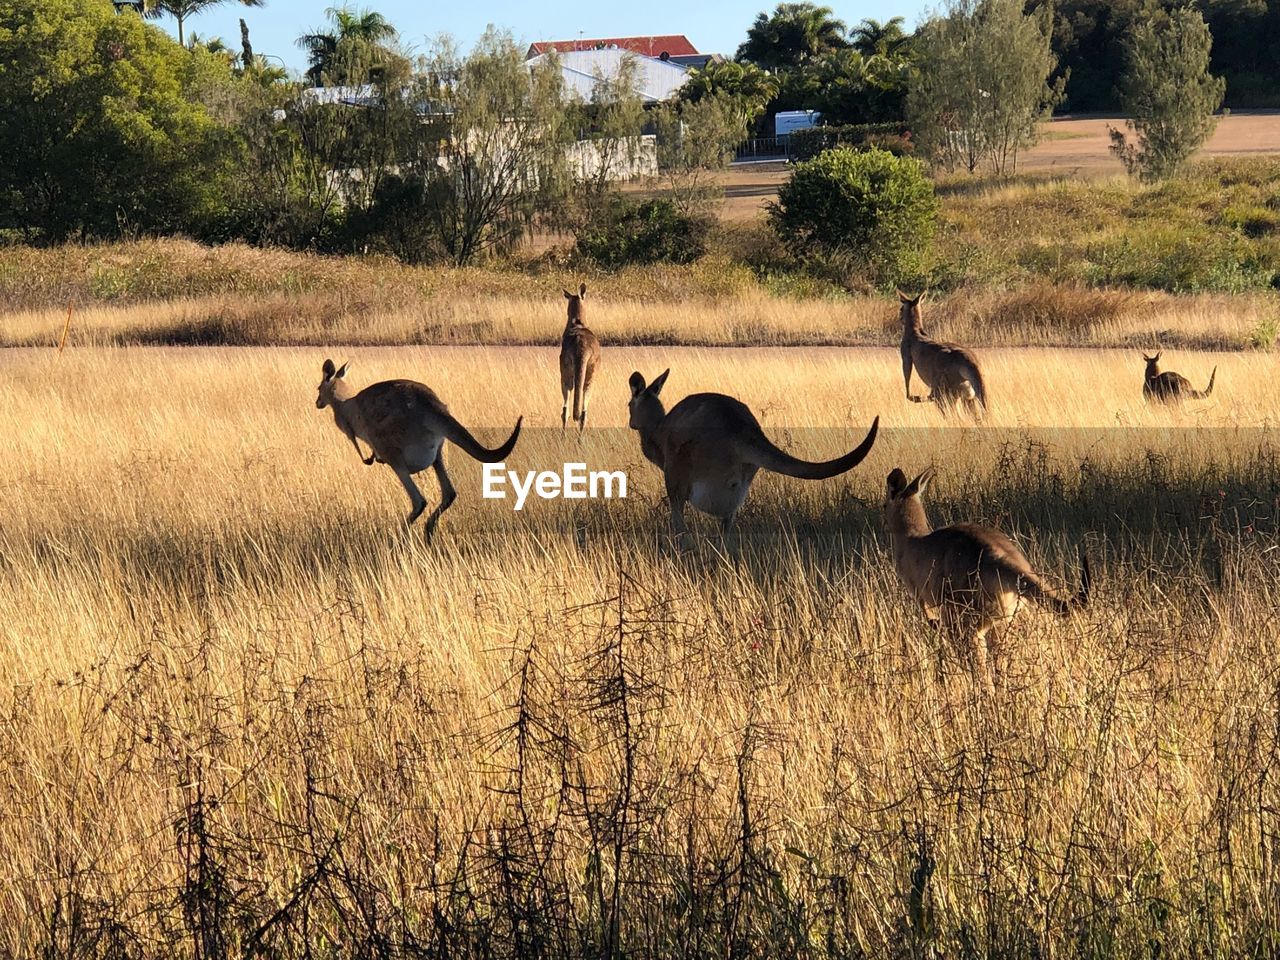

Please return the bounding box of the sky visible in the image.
[160,0,929,73]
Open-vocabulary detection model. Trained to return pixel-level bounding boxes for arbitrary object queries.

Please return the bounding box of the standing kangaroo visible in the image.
[883,468,1090,694]
[898,291,987,419]
[560,283,600,435]
[1142,352,1216,403]
[629,369,879,549]
[315,359,522,539]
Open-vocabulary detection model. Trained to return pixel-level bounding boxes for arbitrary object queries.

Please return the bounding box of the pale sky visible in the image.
[159,0,929,73]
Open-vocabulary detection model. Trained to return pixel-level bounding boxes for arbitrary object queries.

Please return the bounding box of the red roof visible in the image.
[527,35,699,59]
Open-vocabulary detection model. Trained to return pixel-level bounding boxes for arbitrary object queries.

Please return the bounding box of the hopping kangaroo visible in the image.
[629,369,879,549]
[559,283,600,435]
[883,468,1090,694]
[1142,352,1216,403]
[316,359,522,539]
[898,291,987,419]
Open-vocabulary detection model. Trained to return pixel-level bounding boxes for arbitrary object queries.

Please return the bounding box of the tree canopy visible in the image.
[297,5,400,86]
[736,2,848,70]
[0,0,239,241]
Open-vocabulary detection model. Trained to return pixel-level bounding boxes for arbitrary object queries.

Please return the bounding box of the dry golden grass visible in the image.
[3,343,1280,954]
[3,284,1276,351]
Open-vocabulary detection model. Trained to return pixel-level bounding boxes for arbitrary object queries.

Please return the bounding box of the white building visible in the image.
[526,48,690,105]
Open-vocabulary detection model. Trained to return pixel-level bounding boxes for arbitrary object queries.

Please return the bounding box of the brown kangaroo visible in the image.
[883,467,1089,694]
[560,283,600,435]
[629,369,879,549]
[1142,352,1216,404]
[316,359,522,539]
[898,291,987,419]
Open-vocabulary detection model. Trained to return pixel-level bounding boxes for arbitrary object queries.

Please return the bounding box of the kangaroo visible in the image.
[883,467,1089,694]
[898,291,987,419]
[559,283,600,435]
[629,369,879,549]
[316,359,522,539]
[1142,352,1216,404]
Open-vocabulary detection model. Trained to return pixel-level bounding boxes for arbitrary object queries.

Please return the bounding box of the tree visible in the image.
[805,47,911,125]
[679,60,779,127]
[850,16,909,57]
[907,0,1063,175]
[1027,0,1279,112]
[567,54,647,226]
[143,0,263,48]
[653,94,747,214]
[736,2,848,70]
[409,30,572,264]
[1109,7,1226,182]
[0,0,238,241]
[297,5,399,86]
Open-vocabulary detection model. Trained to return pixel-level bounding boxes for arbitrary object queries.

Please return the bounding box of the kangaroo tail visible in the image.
[1195,366,1216,399]
[964,357,988,410]
[572,353,585,421]
[748,417,879,480]
[1022,547,1090,616]
[445,415,523,463]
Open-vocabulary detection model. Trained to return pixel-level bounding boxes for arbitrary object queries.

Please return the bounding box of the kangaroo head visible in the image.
[564,282,587,327]
[1142,351,1162,378]
[883,467,933,537]
[897,289,925,331]
[316,358,351,409]
[628,369,669,431]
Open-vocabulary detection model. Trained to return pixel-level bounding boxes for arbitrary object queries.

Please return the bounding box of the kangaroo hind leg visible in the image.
[424,450,458,541]
[394,466,428,526]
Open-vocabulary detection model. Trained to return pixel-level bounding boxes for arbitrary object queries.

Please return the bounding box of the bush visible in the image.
[771,147,938,282]
[347,173,441,264]
[575,198,711,269]
[790,123,912,162]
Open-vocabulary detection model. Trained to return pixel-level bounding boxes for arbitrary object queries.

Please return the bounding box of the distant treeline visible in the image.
[1029,0,1280,110]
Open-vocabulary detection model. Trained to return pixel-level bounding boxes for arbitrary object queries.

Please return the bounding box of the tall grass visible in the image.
[2,344,1279,955]
[1,281,1275,351]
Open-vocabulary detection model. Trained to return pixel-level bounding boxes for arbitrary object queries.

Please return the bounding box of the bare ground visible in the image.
[714,112,1280,220]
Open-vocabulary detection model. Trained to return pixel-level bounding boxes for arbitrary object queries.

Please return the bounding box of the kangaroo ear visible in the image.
[649,368,670,396]
[629,372,647,397]
[904,469,933,498]
[915,290,926,305]
[886,468,909,498]
[579,282,587,298]
[897,289,910,303]
[1154,351,1162,362]
[563,289,573,300]
[322,358,336,380]
[335,361,350,379]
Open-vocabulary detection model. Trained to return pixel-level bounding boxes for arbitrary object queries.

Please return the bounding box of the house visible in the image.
[526,48,690,105]
[526,35,699,61]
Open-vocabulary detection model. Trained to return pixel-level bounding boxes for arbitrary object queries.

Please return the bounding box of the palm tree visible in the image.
[736,3,848,71]
[186,31,236,63]
[681,61,780,120]
[144,0,264,48]
[297,6,398,87]
[850,17,909,57]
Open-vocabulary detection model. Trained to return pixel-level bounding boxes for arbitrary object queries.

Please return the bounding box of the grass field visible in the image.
[4,343,1280,955]
[5,157,1280,356]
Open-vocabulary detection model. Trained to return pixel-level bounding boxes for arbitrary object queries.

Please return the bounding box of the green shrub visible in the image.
[1219,205,1280,238]
[789,123,912,162]
[771,147,938,283]
[1081,229,1276,293]
[575,198,710,269]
